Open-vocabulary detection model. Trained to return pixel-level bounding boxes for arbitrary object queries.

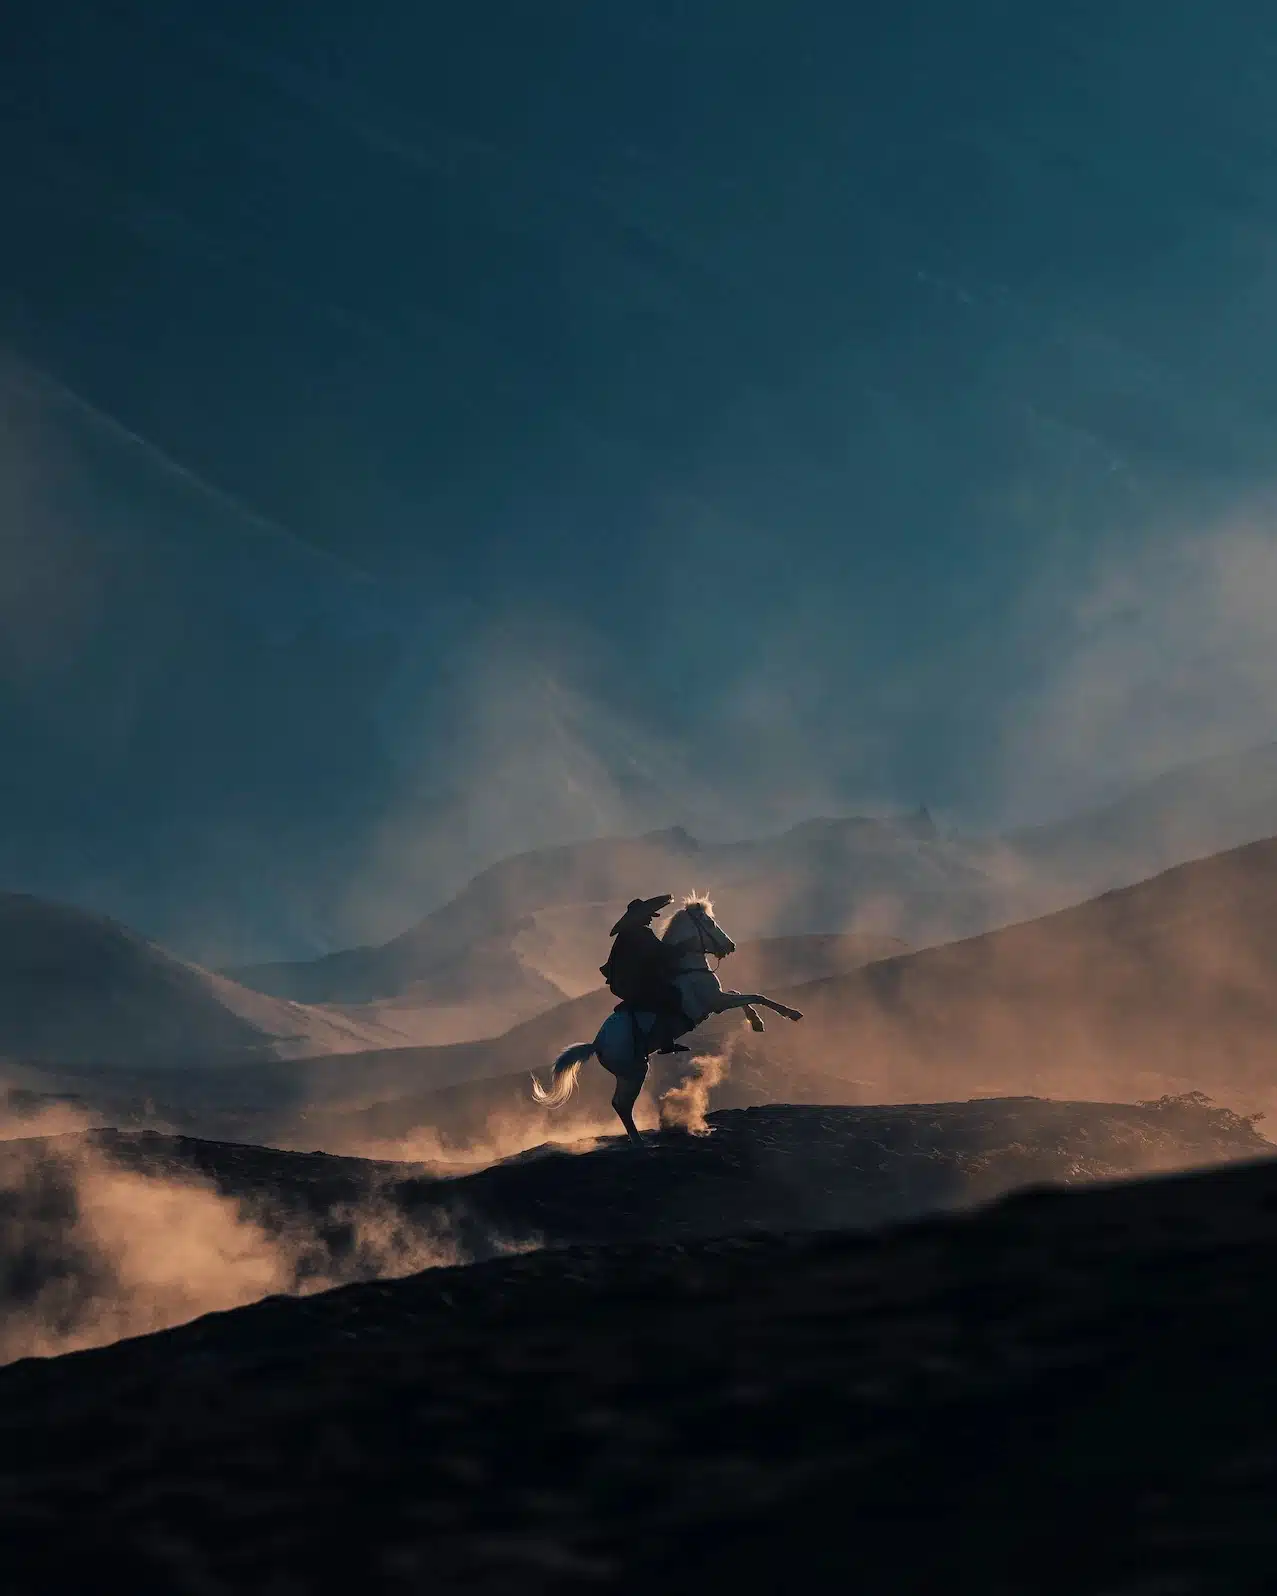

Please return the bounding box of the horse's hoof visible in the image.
[748,1015,766,1033]
[786,1007,804,1021]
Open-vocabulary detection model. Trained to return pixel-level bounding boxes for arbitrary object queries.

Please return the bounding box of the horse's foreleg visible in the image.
[742,1002,765,1033]
[716,990,804,1023]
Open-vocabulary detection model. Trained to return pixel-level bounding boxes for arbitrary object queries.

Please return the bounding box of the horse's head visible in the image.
[662,893,736,959]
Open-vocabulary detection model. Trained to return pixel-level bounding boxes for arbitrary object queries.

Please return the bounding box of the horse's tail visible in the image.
[530,1041,594,1108]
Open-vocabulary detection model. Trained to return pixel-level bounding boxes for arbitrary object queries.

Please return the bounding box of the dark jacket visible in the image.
[600,923,684,1014]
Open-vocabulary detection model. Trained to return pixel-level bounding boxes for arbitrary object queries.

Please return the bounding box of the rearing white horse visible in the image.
[531,895,803,1143]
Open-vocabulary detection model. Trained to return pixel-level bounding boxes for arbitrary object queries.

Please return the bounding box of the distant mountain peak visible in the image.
[642,824,700,850]
[782,809,938,843]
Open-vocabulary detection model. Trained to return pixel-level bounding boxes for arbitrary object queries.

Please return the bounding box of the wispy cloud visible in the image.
[4,354,375,585]
[1000,509,1277,823]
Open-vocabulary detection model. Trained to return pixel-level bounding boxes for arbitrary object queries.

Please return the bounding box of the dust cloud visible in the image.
[318,1036,748,1168]
[658,1051,730,1136]
[0,1091,530,1365]
[338,1104,650,1172]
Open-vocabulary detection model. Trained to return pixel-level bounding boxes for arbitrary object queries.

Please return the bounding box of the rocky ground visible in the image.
[0,1096,1274,1592]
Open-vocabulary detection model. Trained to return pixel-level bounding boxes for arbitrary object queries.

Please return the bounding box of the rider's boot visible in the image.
[653,1005,692,1055]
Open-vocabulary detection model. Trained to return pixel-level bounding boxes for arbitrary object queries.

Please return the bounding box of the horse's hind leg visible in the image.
[611,1070,647,1145]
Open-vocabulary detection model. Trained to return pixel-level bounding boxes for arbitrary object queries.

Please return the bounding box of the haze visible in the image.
[5,2,1277,963]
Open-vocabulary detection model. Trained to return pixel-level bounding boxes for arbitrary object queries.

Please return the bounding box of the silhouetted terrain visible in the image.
[388,1094,1271,1242]
[2,1098,1276,1592]
[0,1096,1265,1366]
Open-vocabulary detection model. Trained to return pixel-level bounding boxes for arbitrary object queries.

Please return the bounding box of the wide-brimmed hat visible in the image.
[609,894,673,935]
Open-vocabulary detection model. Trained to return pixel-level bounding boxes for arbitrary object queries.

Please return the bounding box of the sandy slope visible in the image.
[0,891,452,1067]
[1001,739,1277,905]
[729,833,1277,1116]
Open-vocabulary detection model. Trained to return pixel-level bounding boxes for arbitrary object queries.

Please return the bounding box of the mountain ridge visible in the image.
[265,832,1277,1156]
[223,811,988,1006]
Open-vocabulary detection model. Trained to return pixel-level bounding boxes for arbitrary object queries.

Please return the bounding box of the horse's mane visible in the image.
[662,893,715,943]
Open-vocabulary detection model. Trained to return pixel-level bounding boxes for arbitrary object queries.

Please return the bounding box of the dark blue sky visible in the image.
[5,1,1277,960]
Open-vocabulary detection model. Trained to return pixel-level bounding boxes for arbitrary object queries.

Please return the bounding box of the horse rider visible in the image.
[599,894,689,1048]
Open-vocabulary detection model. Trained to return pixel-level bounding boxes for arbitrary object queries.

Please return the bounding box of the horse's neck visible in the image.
[670,949,709,974]
[674,965,722,1024]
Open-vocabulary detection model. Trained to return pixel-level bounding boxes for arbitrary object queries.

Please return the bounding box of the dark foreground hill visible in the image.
[2,1101,1277,1591]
